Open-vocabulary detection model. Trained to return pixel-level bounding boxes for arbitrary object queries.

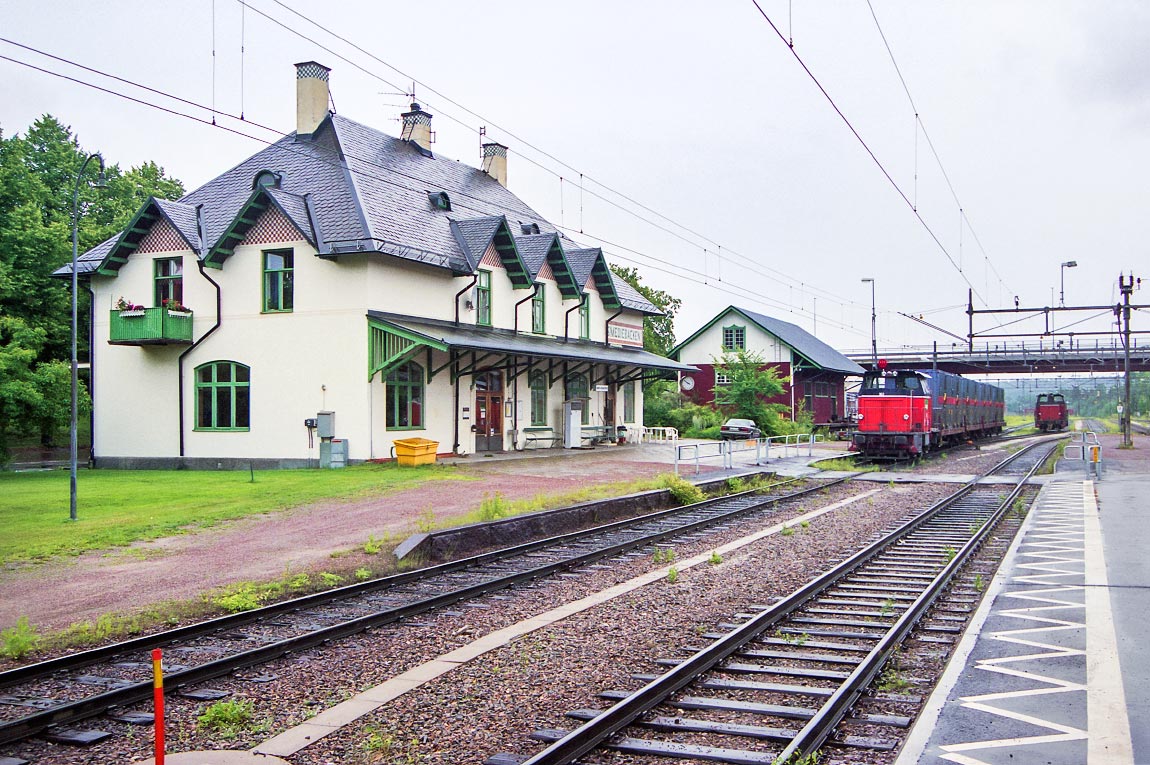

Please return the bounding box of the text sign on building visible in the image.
[607,321,644,348]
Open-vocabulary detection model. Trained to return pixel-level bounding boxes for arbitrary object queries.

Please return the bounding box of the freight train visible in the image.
[1034,393,1069,432]
[851,363,1005,459]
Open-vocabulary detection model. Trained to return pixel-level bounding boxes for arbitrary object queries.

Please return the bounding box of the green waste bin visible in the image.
[394,438,439,466]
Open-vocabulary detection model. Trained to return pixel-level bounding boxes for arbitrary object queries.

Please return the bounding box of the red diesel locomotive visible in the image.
[1034,393,1069,432]
[851,363,1005,459]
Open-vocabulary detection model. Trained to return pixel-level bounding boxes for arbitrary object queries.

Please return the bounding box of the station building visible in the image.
[62,62,691,468]
[672,306,864,425]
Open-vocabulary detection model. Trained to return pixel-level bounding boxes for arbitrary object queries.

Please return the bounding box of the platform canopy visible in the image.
[367,311,695,383]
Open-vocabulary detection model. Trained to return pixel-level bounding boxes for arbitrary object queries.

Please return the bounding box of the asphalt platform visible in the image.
[897,433,1149,765]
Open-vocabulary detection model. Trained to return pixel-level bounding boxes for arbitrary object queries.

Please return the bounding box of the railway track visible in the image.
[0,475,843,749]
[489,438,1058,765]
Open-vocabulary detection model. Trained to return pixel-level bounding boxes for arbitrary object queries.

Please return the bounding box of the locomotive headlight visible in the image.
[902,414,910,420]
[858,413,864,420]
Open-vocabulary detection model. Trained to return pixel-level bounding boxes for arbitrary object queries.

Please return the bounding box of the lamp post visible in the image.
[861,278,877,368]
[1059,260,1077,307]
[71,153,107,522]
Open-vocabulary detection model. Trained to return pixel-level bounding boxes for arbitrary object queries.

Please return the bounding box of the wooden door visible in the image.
[474,371,504,452]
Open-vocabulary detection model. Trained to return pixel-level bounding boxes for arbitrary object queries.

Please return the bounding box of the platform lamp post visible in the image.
[861,278,877,368]
[1059,260,1077,308]
[70,153,107,522]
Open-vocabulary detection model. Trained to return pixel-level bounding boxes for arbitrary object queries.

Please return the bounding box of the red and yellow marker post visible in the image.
[152,648,165,765]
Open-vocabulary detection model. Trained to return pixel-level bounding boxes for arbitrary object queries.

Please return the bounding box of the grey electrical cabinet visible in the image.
[316,410,335,439]
[319,438,348,468]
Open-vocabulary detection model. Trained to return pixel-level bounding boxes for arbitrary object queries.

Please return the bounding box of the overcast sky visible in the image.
[3,1,1148,357]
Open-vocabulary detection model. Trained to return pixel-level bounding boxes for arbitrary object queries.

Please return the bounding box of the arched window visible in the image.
[530,370,548,426]
[566,372,590,425]
[386,361,424,429]
[195,361,251,431]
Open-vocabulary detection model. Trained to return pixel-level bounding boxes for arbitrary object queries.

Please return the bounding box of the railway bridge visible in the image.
[846,338,1150,374]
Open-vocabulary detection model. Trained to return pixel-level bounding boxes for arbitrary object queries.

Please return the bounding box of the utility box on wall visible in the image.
[316,411,335,439]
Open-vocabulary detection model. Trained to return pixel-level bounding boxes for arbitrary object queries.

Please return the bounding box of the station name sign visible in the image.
[607,321,644,348]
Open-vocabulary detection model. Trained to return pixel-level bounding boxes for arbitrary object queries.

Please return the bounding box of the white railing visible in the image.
[637,426,679,443]
[674,433,822,474]
[1063,431,1102,478]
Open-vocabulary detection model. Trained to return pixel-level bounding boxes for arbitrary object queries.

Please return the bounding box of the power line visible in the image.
[864,0,1013,300]
[749,0,987,307]
[237,0,863,311]
[0,45,873,342]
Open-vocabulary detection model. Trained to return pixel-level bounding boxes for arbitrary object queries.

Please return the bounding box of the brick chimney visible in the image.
[400,102,434,150]
[482,142,508,187]
[295,61,331,139]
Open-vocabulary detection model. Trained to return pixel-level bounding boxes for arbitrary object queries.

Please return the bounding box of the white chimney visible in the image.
[401,102,434,151]
[295,61,331,139]
[482,142,508,187]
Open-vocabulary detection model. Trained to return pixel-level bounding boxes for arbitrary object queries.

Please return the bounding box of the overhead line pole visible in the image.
[1119,274,1136,447]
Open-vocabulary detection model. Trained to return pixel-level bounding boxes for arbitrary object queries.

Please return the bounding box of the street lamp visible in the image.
[861,278,877,367]
[71,153,107,522]
[1059,260,1077,307]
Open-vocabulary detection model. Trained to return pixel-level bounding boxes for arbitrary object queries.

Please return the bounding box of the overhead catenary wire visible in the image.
[749,0,988,307]
[238,0,863,311]
[0,46,874,342]
[864,0,1013,300]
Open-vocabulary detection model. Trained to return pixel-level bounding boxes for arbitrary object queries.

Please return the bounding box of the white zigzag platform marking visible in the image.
[939,483,1090,765]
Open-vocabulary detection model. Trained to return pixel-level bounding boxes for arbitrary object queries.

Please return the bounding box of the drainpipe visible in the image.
[603,308,623,345]
[513,289,534,335]
[178,261,222,457]
[454,275,478,325]
[83,282,96,466]
[451,354,461,453]
[564,294,586,342]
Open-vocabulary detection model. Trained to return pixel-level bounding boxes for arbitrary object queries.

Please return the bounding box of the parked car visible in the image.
[720,418,762,440]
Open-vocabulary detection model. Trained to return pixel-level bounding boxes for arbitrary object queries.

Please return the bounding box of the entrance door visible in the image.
[474,371,504,452]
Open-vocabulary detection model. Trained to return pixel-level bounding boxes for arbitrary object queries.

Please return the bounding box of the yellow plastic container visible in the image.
[393,437,439,466]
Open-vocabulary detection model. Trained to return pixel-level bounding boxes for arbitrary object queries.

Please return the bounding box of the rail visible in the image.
[505,438,1059,765]
[0,475,842,747]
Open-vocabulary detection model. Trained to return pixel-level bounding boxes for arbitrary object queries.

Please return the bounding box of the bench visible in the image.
[523,426,560,449]
[581,425,613,445]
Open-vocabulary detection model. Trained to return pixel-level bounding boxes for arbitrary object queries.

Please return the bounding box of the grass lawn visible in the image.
[0,464,468,565]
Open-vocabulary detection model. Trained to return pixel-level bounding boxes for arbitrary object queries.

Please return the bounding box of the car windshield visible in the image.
[726,419,754,427]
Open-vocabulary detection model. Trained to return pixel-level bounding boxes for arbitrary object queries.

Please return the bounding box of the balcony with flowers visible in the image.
[109,297,194,345]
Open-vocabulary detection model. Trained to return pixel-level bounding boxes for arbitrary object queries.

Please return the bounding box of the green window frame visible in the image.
[263,249,294,313]
[566,372,590,425]
[722,324,745,350]
[386,361,425,430]
[476,270,492,326]
[623,382,636,423]
[530,370,548,426]
[531,283,546,334]
[194,361,250,431]
[578,295,590,339]
[154,257,183,308]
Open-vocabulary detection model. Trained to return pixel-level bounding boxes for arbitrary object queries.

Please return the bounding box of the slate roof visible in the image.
[674,306,866,375]
[59,110,661,314]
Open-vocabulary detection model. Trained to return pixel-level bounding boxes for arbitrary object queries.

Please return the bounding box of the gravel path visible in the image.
[0,448,706,632]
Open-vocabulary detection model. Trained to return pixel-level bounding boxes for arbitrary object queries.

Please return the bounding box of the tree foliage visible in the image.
[711,349,795,436]
[0,115,183,459]
[608,264,682,358]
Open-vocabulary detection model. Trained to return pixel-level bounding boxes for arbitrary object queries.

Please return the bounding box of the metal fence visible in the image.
[673,434,821,475]
[1063,431,1103,479]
